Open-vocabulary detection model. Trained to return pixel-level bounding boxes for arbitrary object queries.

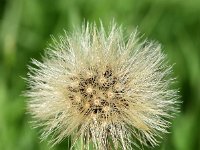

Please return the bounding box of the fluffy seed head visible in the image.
[25,22,178,150]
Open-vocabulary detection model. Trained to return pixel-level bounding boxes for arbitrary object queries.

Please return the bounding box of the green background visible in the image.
[0,0,200,149]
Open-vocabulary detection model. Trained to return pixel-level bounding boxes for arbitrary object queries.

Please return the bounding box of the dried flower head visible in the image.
[25,22,178,150]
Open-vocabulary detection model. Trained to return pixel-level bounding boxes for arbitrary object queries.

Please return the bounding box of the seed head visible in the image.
[25,22,178,149]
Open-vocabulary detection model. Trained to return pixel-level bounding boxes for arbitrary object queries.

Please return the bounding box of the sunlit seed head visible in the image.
[99,76,107,84]
[103,106,110,113]
[25,21,179,150]
[86,86,93,94]
[74,95,81,103]
[93,97,100,106]
[84,102,90,109]
[86,71,93,78]
[107,91,114,99]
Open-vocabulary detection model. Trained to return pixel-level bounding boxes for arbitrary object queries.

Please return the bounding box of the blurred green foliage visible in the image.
[0,0,200,150]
